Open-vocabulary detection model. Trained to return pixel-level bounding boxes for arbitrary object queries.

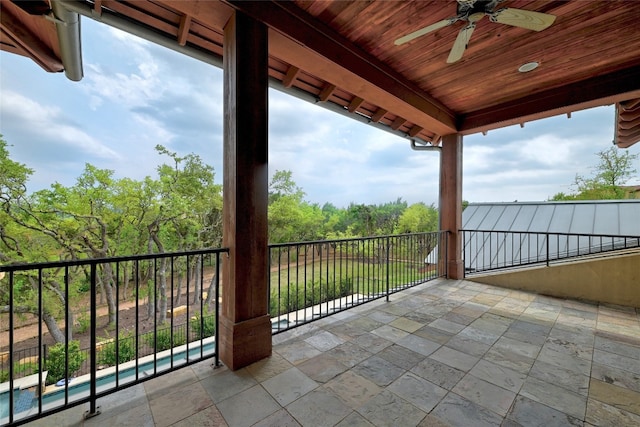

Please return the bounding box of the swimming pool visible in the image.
[1,339,215,424]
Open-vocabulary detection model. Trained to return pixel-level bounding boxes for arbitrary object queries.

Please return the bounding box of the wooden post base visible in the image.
[218,314,272,371]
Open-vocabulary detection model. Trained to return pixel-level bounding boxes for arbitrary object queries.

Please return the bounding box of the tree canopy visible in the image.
[1,135,441,342]
[550,146,639,201]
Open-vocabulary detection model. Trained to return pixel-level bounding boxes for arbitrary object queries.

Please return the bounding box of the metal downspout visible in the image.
[50,0,83,81]
[410,139,441,151]
[57,0,223,68]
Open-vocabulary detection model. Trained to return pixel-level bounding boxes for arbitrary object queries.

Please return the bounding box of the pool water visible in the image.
[1,340,214,423]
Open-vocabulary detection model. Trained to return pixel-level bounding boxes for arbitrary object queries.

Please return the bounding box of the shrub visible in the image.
[0,361,39,383]
[190,309,216,339]
[339,276,354,297]
[45,341,86,385]
[77,280,90,293]
[269,276,354,317]
[14,361,38,377]
[144,326,187,352]
[97,332,136,367]
[74,313,90,334]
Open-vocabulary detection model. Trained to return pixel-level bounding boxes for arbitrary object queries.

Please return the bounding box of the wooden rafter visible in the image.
[282,65,300,88]
[370,108,387,123]
[347,96,364,113]
[225,0,457,135]
[318,84,336,102]
[408,126,423,138]
[3,0,640,147]
[390,117,405,131]
[177,14,192,46]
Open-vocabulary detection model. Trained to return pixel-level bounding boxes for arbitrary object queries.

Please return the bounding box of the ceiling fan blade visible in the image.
[447,23,475,63]
[394,18,457,45]
[490,8,556,31]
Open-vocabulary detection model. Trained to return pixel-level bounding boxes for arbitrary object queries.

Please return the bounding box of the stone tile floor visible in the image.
[27,278,640,426]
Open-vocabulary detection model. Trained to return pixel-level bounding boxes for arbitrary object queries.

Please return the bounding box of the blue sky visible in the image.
[1,18,639,208]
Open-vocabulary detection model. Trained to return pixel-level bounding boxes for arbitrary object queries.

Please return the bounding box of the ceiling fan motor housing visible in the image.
[457,0,500,18]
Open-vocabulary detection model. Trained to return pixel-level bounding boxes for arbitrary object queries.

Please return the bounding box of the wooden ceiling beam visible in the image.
[223,0,457,136]
[460,65,640,135]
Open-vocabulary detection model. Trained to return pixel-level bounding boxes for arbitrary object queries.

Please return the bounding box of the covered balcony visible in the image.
[2,230,640,426]
[2,0,640,426]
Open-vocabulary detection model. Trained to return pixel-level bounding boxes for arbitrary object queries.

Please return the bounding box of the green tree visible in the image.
[269,170,304,203]
[1,136,225,339]
[268,170,324,244]
[395,203,438,233]
[146,145,223,320]
[0,137,74,343]
[551,147,638,200]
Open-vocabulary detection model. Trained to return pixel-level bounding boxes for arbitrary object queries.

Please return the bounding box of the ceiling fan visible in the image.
[394,0,556,63]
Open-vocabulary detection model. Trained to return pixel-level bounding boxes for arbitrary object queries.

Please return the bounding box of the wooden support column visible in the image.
[220,11,271,370]
[439,133,464,279]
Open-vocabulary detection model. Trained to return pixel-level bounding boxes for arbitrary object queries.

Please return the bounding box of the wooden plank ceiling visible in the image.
[2,0,640,147]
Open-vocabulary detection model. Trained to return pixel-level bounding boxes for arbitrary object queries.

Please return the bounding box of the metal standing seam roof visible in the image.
[460,200,640,271]
[463,200,640,235]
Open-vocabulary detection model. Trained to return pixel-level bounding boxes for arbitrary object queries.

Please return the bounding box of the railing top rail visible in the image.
[0,247,230,273]
[459,229,640,240]
[268,231,446,249]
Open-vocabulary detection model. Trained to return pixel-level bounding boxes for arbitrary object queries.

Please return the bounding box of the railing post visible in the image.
[546,233,550,267]
[459,231,464,278]
[8,271,14,424]
[84,262,100,419]
[214,252,221,367]
[385,236,390,302]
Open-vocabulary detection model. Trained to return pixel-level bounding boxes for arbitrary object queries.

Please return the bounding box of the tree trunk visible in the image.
[95,264,118,327]
[175,272,183,306]
[147,280,154,320]
[158,257,168,324]
[205,269,217,309]
[43,311,67,343]
[97,274,105,305]
[193,256,202,305]
[122,265,130,300]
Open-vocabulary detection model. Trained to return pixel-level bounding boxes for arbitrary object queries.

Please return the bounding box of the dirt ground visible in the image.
[2,272,218,355]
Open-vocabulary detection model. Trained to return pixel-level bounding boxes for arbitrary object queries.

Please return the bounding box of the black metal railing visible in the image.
[461,229,640,275]
[2,232,448,425]
[0,248,226,426]
[268,232,447,333]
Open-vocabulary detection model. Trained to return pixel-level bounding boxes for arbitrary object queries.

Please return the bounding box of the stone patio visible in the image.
[27,278,640,426]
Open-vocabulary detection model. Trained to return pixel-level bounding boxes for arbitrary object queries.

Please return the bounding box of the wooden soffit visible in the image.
[2,0,640,147]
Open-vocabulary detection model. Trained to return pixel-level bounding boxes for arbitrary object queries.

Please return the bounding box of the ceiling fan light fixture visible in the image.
[518,61,539,73]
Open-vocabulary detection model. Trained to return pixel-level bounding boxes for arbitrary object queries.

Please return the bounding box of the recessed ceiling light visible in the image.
[518,62,539,73]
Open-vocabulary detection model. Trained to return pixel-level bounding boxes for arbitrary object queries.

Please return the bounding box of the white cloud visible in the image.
[2,18,639,209]
[0,91,120,160]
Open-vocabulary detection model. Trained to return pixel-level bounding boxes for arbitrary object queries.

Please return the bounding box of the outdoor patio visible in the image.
[24,278,640,427]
